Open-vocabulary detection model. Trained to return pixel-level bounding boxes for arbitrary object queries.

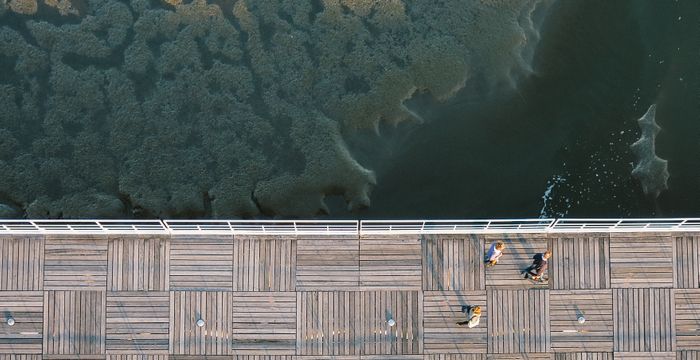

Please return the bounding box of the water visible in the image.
[0,0,698,219]
[348,0,700,219]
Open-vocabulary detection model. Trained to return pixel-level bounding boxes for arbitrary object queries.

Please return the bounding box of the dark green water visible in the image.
[348,0,700,219]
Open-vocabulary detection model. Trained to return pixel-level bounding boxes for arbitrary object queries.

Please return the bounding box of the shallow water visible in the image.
[349,0,700,219]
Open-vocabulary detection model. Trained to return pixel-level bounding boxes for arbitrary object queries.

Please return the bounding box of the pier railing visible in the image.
[1,218,700,235]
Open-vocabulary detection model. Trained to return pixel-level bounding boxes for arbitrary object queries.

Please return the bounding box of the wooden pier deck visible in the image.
[0,232,699,359]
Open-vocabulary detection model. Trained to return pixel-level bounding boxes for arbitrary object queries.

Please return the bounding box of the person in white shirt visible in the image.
[485,241,505,267]
[457,305,481,328]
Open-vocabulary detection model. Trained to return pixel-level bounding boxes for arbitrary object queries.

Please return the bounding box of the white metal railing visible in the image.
[0,220,167,234]
[163,220,358,235]
[0,218,699,235]
[359,219,555,235]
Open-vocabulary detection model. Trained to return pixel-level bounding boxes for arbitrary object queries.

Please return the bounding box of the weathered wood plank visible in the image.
[423,291,487,354]
[422,235,484,291]
[44,235,107,290]
[549,234,609,290]
[105,292,169,354]
[0,291,43,354]
[231,292,296,355]
[297,292,359,356]
[170,235,233,290]
[0,235,44,291]
[609,235,674,288]
[487,289,549,353]
[169,291,232,355]
[297,236,358,291]
[550,290,613,352]
[107,235,169,291]
[234,236,296,291]
[360,236,422,290]
[613,288,674,352]
[675,236,700,288]
[44,290,105,355]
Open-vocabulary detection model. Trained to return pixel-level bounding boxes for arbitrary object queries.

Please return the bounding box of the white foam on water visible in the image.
[539,175,566,218]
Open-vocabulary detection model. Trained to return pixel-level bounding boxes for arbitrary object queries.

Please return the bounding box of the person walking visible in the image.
[457,305,481,328]
[485,241,505,267]
[522,249,551,281]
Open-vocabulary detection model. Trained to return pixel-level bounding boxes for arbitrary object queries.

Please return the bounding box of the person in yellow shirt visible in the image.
[457,305,481,328]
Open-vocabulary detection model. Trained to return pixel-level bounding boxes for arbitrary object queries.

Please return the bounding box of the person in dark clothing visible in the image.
[522,249,551,281]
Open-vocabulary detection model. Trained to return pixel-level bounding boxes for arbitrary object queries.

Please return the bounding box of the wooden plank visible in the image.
[107,235,169,291]
[297,235,358,290]
[553,353,612,360]
[487,289,549,353]
[613,288,674,352]
[0,291,43,354]
[0,355,43,360]
[423,291,487,354]
[675,236,700,288]
[297,292,360,356]
[0,235,44,290]
[44,235,108,290]
[170,235,233,290]
[424,355,486,360]
[231,292,296,355]
[550,290,613,352]
[675,289,700,350]
[422,235,484,291]
[614,353,676,360]
[105,292,169,354]
[483,234,549,289]
[678,351,700,360]
[105,356,169,360]
[549,234,610,289]
[358,291,422,355]
[169,291,231,355]
[233,236,296,291]
[44,290,105,355]
[360,236,422,290]
[609,235,674,288]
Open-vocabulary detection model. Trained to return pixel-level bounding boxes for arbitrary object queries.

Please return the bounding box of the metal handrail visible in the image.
[0,218,699,235]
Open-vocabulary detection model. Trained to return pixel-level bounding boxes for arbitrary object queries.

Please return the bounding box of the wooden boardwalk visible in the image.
[0,232,699,358]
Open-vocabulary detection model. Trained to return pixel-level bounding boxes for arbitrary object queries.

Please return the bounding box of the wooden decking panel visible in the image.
[297,291,360,356]
[44,290,106,355]
[424,355,486,360]
[233,236,296,292]
[675,236,700,288]
[613,288,674,352]
[0,235,44,291]
[105,355,168,359]
[108,235,169,291]
[485,354,552,360]
[170,235,233,290]
[549,235,610,289]
[231,292,296,354]
[614,353,676,360]
[550,290,613,352]
[44,236,107,290]
[678,351,700,360]
[609,235,674,288]
[169,291,231,355]
[675,289,700,350]
[422,235,484,291]
[554,353,612,360]
[105,292,169,354]
[423,291,487,354]
[359,291,422,355]
[360,236,422,290]
[296,236,358,290]
[0,291,43,354]
[487,289,549,353]
[484,235,549,289]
